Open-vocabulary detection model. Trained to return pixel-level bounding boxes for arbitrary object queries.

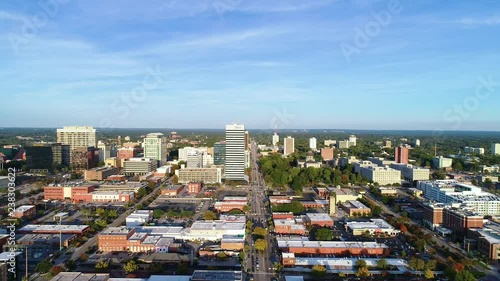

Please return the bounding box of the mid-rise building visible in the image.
[349,135,357,146]
[395,145,409,164]
[70,147,99,170]
[305,213,334,227]
[359,166,401,185]
[309,137,317,150]
[468,223,500,261]
[324,140,336,147]
[187,151,204,168]
[418,181,500,216]
[117,147,137,160]
[176,168,222,184]
[225,124,246,181]
[414,139,421,147]
[321,147,334,161]
[97,141,111,162]
[284,136,295,156]
[123,158,158,175]
[126,210,153,228]
[383,140,392,148]
[143,133,167,165]
[492,143,500,155]
[433,156,453,169]
[465,147,485,155]
[337,140,349,149]
[390,163,430,182]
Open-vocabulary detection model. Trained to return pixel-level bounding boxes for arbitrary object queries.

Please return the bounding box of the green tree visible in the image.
[371,206,383,216]
[107,209,118,218]
[153,209,166,219]
[377,259,388,270]
[216,252,228,260]
[95,260,110,270]
[253,227,268,238]
[356,266,370,278]
[64,260,77,271]
[425,260,438,271]
[312,265,327,278]
[454,270,476,281]
[203,210,217,221]
[356,260,367,268]
[35,260,52,274]
[314,228,333,241]
[123,260,139,274]
[255,239,268,252]
[425,269,435,280]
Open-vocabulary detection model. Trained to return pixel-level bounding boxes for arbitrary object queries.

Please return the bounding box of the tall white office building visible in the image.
[349,135,357,146]
[225,124,246,181]
[492,143,500,155]
[143,133,167,165]
[187,151,204,168]
[272,133,280,146]
[309,137,317,150]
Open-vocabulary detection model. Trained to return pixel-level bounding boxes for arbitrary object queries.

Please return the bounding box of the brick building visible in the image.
[187,182,202,194]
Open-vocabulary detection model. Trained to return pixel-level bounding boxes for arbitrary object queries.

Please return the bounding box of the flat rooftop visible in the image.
[101,227,132,235]
[278,240,388,249]
[292,256,408,270]
[343,200,370,210]
[346,219,395,230]
[15,205,35,212]
[306,213,334,222]
[51,272,110,281]
[191,270,242,281]
[20,225,89,233]
[332,189,358,196]
[190,221,245,231]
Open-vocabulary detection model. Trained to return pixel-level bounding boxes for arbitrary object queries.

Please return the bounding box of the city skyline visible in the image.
[1,1,500,130]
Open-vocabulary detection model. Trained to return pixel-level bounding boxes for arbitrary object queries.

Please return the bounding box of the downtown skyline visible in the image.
[1,0,500,130]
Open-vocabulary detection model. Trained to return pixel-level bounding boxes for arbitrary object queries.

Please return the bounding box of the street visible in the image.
[246,141,278,281]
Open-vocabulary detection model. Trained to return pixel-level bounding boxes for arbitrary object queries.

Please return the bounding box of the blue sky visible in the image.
[1,0,500,130]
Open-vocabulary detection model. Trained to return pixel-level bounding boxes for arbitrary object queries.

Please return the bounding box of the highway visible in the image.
[246,141,278,281]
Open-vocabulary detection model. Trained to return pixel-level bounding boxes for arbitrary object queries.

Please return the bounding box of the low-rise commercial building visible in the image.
[341,201,371,217]
[433,156,453,169]
[278,240,389,256]
[468,223,500,261]
[345,219,400,236]
[305,213,334,227]
[161,185,184,196]
[274,219,307,236]
[84,166,119,181]
[44,184,97,200]
[12,205,36,219]
[378,187,398,196]
[19,225,89,235]
[329,189,362,215]
[187,182,202,194]
[126,210,153,228]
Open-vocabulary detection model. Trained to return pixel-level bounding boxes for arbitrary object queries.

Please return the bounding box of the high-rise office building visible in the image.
[414,139,421,147]
[97,141,111,162]
[56,126,96,149]
[272,133,279,146]
[143,133,167,165]
[491,143,500,155]
[56,126,97,169]
[225,124,246,181]
[214,141,226,165]
[309,137,317,150]
[284,136,295,156]
[395,145,409,164]
[245,131,250,150]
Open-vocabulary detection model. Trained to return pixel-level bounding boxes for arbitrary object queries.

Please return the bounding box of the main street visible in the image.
[246,141,278,281]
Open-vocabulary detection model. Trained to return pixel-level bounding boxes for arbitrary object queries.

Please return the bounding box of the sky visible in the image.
[1,0,500,130]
